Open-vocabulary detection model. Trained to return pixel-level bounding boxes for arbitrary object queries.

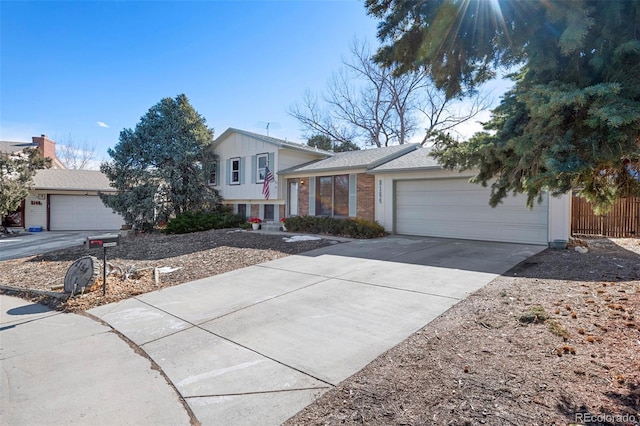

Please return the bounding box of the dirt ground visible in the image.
[1,231,638,425]
[286,238,640,426]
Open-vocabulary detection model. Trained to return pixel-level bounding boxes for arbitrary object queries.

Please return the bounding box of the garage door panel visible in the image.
[50,195,124,231]
[394,178,548,244]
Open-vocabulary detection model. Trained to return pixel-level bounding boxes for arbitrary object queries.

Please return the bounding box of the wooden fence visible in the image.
[571,196,640,237]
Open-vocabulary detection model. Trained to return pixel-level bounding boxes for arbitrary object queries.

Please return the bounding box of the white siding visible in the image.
[213,132,326,204]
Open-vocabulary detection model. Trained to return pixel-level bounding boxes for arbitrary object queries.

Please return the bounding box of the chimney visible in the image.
[33,134,56,159]
[32,134,65,169]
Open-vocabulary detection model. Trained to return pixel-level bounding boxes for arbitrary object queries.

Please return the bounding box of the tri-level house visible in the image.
[209,128,332,222]
[212,127,571,246]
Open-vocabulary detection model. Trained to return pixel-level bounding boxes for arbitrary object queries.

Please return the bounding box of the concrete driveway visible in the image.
[0,231,112,261]
[1,236,545,425]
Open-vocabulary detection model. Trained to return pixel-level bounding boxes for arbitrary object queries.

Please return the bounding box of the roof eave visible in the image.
[279,166,368,176]
[367,165,443,174]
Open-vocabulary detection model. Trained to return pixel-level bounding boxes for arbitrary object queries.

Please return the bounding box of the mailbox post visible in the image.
[85,234,119,295]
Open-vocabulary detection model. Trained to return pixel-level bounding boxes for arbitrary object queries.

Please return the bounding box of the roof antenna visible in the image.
[266,122,270,136]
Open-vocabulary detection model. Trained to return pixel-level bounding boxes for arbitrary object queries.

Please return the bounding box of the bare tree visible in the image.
[289,39,491,147]
[55,134,98,169]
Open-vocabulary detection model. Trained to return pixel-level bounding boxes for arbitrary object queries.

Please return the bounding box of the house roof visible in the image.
[33,169,116,191]
[0,141,38,154]
[368,147,442,172]
[280,143,419,174]
[213,128,334,157]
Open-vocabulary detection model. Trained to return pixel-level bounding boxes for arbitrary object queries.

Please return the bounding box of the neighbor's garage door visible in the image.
[394,178,548,244]
[50,195,124,231]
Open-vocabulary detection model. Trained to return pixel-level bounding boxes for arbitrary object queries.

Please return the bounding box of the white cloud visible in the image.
[97,121,109,128]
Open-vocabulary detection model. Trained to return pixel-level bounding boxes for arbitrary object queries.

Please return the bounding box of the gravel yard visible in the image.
[0,228,336,312]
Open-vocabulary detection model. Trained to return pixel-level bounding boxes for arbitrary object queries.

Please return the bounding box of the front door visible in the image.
[288,181,299,216]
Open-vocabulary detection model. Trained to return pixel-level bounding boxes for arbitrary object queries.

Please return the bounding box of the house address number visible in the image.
[30,200,43,206]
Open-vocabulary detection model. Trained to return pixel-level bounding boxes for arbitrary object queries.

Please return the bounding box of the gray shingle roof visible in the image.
[33,169,115,191]
[280,144,419,174]
[368,147,441,172]
[0,141,37,154]
[214,128,334,157]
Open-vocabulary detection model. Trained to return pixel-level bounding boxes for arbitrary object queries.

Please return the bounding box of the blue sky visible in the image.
[1,0,383,162]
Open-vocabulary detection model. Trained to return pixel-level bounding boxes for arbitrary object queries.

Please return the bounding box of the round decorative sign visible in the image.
[64,256,100,295]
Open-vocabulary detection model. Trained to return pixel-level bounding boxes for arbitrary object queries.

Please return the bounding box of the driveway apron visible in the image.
[85,236,544,425]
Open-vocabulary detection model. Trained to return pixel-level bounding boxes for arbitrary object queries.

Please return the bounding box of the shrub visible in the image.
[283,215,386,239]
[165,211,248,234]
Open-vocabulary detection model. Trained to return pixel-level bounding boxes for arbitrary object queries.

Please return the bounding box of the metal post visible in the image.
[102,247,107,296]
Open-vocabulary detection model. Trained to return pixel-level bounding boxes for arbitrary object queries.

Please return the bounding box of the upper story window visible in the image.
[257,153,268,183]
[230,157,241,185]
[208,160,218,186]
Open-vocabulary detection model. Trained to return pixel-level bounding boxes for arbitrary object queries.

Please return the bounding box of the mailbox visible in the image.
[85,234,119,249]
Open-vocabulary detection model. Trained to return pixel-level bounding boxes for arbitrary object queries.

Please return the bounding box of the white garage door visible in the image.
[394,179,548,244]
[50,195,124,231]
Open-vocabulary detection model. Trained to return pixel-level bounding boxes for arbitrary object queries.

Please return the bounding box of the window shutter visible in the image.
[240,157,246,185]
[215,160,220,186]
[268,152,275,172]
[308,177,316,216]
[251,155,257,184]
[226,159,231,185]
[349,174,357,217]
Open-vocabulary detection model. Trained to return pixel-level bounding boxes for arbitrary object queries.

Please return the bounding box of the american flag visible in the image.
[262,166,275,200]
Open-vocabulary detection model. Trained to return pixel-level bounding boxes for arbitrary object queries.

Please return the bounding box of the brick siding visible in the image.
[356,173,375,221]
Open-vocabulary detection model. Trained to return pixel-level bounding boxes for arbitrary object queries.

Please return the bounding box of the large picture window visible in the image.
[316,175,349,216]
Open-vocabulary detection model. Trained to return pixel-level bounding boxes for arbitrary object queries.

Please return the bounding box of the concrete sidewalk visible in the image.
[1,236,545,425]
[0,295,190,425]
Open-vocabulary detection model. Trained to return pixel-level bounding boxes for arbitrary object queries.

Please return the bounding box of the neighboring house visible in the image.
[26,169,124,231]
[1,134,123,231]
[0,134,67,169]
[210,128,333,221]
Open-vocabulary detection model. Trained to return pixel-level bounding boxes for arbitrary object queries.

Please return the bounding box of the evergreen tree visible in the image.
[367,0,640,211]
[100,94,221,230]
[0,148,51,225]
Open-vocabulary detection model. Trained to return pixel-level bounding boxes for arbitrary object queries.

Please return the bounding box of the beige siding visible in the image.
[24,192,47,229]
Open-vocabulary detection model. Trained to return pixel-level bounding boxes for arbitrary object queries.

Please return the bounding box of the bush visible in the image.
[283,216,386,239]
[165,211,248,234]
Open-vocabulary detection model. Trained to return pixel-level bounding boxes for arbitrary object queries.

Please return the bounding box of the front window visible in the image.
[264,204,274,221]
[257,153,268,183]
[237,203,247,218]
[316,175,349,216]
[231,158,240,185]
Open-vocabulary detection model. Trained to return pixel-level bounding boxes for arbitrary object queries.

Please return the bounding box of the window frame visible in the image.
[315,174,350,217]
[230,157,241,185]
[256,153,268,183]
